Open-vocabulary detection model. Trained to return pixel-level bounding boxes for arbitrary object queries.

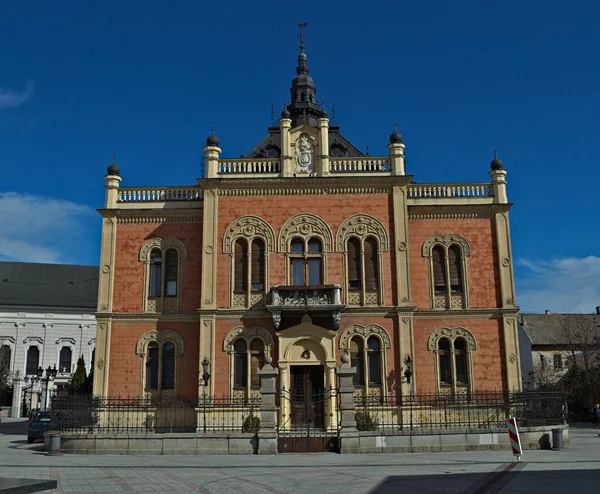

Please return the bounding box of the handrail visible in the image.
[118,187,203,202]
[408,183,492,198]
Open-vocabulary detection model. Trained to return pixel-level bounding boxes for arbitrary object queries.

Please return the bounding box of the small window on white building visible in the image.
[553,354,563,371]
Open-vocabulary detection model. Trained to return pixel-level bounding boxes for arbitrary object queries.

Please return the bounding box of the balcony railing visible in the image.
[118,187,203,203]
[218,159,281,175]
[329,157,390,174]
[267,285,345,330]
[408,183,492,199]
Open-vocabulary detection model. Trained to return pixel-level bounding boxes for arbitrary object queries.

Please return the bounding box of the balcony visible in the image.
[266,285,345,330]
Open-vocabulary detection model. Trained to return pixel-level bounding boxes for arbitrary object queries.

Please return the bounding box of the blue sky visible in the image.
[1,0,598,313]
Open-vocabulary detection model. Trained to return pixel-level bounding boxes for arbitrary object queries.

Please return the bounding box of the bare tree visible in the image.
[559,314,600,412]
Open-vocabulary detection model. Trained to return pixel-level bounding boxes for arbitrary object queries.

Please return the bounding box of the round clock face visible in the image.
[266,148,278,158]
[330,146,342,157]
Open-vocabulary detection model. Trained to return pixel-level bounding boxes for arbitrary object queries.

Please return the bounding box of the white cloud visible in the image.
[0,193,96,263]
[516,256,600,314]
[0,80,34,110]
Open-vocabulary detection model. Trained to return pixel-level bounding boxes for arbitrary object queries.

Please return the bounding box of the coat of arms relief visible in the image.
[294,135,314,174]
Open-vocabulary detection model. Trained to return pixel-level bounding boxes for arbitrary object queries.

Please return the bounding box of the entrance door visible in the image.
[290,365,324,429]
[277,365,339,453]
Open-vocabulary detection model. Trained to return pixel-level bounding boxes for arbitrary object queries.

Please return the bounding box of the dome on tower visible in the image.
[206,127,220,147]
[389,129,403,144]
[490,151,504,170]
[107,156,120,176]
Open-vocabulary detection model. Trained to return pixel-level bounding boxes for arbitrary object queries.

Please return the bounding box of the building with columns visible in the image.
[0,262,97,417]
[92,38,521,426]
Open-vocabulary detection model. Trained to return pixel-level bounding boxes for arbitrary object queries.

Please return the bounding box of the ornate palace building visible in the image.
[92,37,522,418]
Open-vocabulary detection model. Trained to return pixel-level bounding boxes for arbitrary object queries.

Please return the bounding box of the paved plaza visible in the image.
[1,418,599,493]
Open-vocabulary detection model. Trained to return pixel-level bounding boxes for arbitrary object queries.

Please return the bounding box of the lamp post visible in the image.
[200,357,211,433]
[36,365,58,410]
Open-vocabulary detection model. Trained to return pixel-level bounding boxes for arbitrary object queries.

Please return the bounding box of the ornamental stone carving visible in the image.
[421,234,471,257]
[222,215,276,254]
[139,237,188,261]
[335,214,390,252]
[135,330,185,356]
[294,134,314,174]
[278,213,334,252]
[338,324,392,350]
[427,326,477,351]
[223,326,274,354]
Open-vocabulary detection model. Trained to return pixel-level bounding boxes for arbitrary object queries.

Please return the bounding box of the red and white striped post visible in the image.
[507,416,523,461]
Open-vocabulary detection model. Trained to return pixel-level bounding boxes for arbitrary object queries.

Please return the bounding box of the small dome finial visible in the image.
[281,100,291,119]
[206,126,220,147]
[389,121,403,144]
[490,149,504,170]
[107,154,120,176]
[319,100,328,118]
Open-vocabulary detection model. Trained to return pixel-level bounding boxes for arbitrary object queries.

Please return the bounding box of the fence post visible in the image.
[257,356,279,455]
[336,353,360,454]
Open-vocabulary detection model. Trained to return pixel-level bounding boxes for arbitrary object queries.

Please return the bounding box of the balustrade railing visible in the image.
[218,159,281,174]
[329,157,390,173]
[408,183,492,199]
[118,187,202,203]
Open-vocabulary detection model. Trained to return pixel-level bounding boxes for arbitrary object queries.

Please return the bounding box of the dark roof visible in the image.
[246,126,364,159]
[0,262,98,309]
[519,313,600,345]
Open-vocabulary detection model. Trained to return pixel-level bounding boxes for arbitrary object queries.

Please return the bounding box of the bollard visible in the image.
[47,433,63,456]
[552,428,564,450]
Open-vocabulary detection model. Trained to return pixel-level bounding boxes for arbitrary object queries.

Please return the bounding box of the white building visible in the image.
[0,262,98,417]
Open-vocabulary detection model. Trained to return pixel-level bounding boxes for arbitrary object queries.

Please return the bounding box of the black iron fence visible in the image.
[353,390,566,434]
[50,395,261,434]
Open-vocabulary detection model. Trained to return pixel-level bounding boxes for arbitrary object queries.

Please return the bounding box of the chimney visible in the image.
[545,310,552,315]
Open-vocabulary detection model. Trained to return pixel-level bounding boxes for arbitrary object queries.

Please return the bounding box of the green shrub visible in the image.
[355,409,379,431]
[242,414,260,433]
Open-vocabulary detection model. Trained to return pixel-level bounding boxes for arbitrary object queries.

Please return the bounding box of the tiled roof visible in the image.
[0,262,98,309]
[519,313,600,346]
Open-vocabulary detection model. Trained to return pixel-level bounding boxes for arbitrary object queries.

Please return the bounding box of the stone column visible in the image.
[280,118,293,177]
[388,142,406,176]
[317,116,330,176]
[336,354,360,454]
[11,377,23,418]
[257,357,279,455]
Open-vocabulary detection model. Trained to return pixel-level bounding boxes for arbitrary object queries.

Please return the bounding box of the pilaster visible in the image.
[392,186,411,305]
[388,142,406,176]
[204,145,222,179]
[317,117,329,176]
[502,315,522,391]
[92,320,111,397]
[280,118,293,177]
[490,169,508,204]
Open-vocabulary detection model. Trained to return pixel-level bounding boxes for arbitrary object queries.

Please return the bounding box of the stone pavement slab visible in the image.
[2,420,600,493]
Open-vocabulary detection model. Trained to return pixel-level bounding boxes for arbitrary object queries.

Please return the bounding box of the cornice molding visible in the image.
[199,175,413,190]
[413,307,519,319]
[95,312,200,323]
[408,203,512,220]
[99,209,203,224]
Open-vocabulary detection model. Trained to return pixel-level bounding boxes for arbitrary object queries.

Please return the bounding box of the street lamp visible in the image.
[37,365,58,410]
[200,357,211,433]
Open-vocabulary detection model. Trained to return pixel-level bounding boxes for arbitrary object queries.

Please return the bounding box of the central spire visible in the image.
[287,22,321,127]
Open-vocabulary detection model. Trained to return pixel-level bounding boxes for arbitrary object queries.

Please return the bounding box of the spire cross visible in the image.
[271,101,275,125]
[299,22,308,52]
[331,100,336,123]
[112,154,117,165]
[494,149,498,159]
[211,125,215,136]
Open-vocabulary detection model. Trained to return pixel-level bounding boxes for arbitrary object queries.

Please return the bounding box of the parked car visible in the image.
[27,411,52,443]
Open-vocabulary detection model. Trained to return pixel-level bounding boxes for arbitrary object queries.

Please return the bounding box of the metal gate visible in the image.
[277,365,339,453]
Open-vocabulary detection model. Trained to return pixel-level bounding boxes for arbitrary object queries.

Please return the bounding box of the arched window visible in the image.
[164,250,178,296]
[234,339,247,389]
[140,238,187,313]
[345,236,381,305]
[289,237,323,286]
[0,345,11,372]
[224,326,274,399]
[251,239,265,291]
[454,338,467,384]
[422,235,471,310]
[250,339,264,388]
[350,337,364,386]
[26,346,39,376]
[367,336,381,385]
[438,338,451,385]
[347,238,361,290]
[428,327,476,395]
[149,249,162,297]
[146,342,159,390]
[161,343,175,389]
[59,347,72,374]
[234,239,248,293]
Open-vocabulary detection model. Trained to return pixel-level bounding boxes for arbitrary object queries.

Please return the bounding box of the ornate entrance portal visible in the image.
[275,315,340,453]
